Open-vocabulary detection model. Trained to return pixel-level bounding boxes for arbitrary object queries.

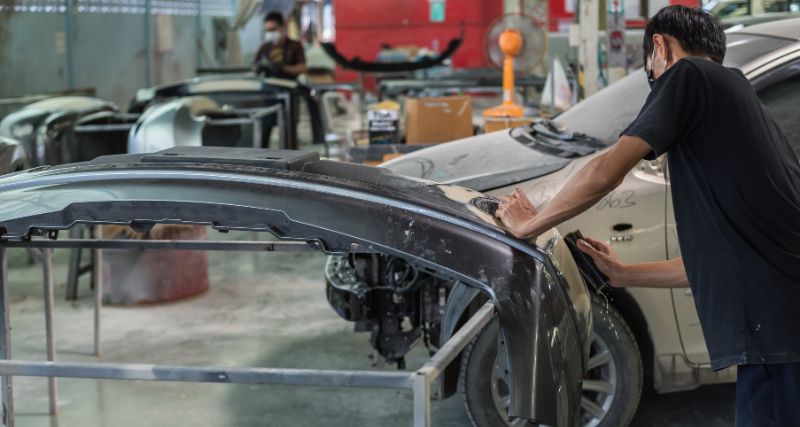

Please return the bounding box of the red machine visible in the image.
[331,0,503,83]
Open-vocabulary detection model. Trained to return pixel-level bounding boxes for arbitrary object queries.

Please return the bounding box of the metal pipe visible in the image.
[0,248,13,427]
[412,370,431,427]
[551,56,557,116]
[239,105,283,118]
[253,114,263,148]
[195,0,202,70]
[0,240,321,252]
[64,0,75,90]
[421,302,494,375]
[0,361,412,389]
[278,102,287,149]
[91,227,101,357]
[144,0,152,87]
[73,124,136,133]
[42,249,58,415]
[0,279,493,427]
[206,118,265,126]
[410,302,493,426]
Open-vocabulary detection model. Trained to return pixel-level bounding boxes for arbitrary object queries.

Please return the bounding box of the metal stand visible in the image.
[0,248,13,427]
[206,104,283,150]
[41,249,57,415]
[0,235,495,427]
[91,227,102,357]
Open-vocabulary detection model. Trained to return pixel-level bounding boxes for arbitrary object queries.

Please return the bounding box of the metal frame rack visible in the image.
[0,233,495,427]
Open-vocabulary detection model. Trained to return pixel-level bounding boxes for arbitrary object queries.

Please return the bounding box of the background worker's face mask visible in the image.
[264,30,281,43]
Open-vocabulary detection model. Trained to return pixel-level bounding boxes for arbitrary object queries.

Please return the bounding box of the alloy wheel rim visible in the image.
[490,332,617,427]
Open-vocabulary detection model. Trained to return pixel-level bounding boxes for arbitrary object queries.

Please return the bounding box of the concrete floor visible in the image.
[3,232,735,426]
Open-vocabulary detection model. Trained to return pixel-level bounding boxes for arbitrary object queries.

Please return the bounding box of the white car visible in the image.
[384,18,800,427]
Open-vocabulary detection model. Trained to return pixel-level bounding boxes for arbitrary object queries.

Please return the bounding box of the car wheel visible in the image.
[460,295,642,427]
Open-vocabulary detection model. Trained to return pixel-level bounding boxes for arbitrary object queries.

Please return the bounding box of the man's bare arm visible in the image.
[577,237,689,288]
[496,135,653,239]
[283,63,307,76]
[611,258,689,288]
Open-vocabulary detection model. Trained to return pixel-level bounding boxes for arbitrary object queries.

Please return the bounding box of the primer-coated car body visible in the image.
[128,75,326,149]
[0,137,26,175]
[0,96,117,167]
[384,17,800,403]
[0,147,591,426]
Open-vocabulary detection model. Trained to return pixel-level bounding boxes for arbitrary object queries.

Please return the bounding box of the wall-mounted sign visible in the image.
[429,0,445,22]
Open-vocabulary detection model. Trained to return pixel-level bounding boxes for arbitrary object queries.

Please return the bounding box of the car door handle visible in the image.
[612,223,633,232]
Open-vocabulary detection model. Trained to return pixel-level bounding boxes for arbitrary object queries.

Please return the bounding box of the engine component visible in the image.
[325,254,446,367]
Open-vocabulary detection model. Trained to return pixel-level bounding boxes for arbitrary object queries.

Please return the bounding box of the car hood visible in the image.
[382,130,570,191]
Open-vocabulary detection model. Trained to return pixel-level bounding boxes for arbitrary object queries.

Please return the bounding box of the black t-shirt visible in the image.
[253,39,306,80]
[623,57,800,370]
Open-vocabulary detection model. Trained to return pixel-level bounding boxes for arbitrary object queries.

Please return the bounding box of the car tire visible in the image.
[460,295,642,427]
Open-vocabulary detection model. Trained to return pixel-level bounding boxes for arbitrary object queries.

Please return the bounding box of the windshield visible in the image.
[384,33,794,191]
[549,32,793,144]
[553,71,649,144]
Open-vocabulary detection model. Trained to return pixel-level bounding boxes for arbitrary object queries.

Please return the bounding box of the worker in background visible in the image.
[496,6,800,426]
[252,11,306,149]
[253,12,307,79]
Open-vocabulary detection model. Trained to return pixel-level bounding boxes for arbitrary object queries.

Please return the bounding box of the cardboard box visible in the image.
[483,117,535,133]
[405,95,473,144]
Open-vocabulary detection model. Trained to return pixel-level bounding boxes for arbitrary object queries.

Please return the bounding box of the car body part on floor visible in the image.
[0,147,591,426]
[126,96,282,154]
[0,96,117,167]
[128,74,327,150]
[0,138,26,175]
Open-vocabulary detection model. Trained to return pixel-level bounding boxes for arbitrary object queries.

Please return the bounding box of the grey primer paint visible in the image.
[0,147,590,425]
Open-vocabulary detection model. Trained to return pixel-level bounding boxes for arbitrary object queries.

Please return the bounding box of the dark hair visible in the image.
[643,6,726,64]
[264,11,284,26]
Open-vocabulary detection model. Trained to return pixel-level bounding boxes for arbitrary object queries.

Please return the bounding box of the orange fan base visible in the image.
[483,29,525,119]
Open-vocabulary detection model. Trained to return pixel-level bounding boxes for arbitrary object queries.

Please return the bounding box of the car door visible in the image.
[670,56,800,366]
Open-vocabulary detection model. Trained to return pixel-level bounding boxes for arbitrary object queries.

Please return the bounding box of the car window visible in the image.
[715,0,798,16]
[717,2,749,18]
[758,67,800,158]
[554,71,649,144]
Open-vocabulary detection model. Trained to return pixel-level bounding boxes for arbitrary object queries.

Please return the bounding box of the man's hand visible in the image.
[576,237,627,287]
[495,188,537,239]
[255,60,284,77]
[576,237,689,288]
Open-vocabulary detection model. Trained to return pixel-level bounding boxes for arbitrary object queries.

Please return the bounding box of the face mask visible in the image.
[264,31,281,43]
[646,50,656,90]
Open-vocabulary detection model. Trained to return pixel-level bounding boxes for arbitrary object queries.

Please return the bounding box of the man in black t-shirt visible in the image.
[496,6,800,425]
[252,12,306,80]
[252,12,307,148]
